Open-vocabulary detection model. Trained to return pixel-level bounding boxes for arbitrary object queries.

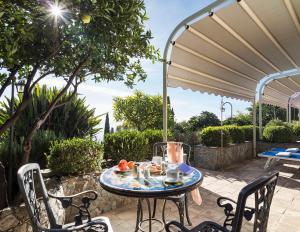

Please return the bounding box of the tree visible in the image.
[104,113,110,135]
[0,0,159,164]
[247,103,287,126]
[223,113,252,126]
[113,91,174,131]
[187,111,220,131]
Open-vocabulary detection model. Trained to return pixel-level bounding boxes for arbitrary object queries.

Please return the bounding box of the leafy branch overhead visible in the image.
[0,0,159,165]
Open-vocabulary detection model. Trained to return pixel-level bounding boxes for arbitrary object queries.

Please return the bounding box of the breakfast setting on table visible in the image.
[99,142,203,232]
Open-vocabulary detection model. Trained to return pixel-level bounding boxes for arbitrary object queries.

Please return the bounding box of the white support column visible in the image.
[286,107,289,123]
[288,97,292,123]
[163,61,168,142]
[253,97,257,157]
[258,93,263,140]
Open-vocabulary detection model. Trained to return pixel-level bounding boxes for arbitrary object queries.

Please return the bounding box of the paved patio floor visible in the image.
[102,158,300,232]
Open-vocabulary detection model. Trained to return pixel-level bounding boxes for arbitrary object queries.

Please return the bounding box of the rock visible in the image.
[0,214,19,231]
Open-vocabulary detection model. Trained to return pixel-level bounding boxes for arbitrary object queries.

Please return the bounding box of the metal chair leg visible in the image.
[152,198,157,218]
[185,194,192,226]
[135,199,142,232]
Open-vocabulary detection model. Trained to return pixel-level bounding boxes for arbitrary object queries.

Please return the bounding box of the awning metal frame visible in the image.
[162,0,300,159]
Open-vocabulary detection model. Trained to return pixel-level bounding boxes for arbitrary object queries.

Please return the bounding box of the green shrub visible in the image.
[263,126,294,143]
[48,138,102,174]
[199,126,230,147]
[265,119,289,128]
[223,125,245,144]
[104,131,148,164]
[292,124,300,138]
[240,125,259,141]
[0,130,60,168]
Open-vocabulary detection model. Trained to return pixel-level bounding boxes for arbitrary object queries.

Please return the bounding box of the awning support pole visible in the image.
[253,96,257,157]
[163,60,168,142]
[288,97,292,123]
[258,91,263,140]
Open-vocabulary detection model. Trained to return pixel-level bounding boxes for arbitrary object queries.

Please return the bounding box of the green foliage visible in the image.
[199,126,230,147]
[48,138,102,175]
[292,123,300,138]
[248,104,287,126]
[0,130,60,168]
[223,125,245,144]
[0,85,101,139]
[265,119,288,127]
[263,126,294,143]
[104,131,148,164]
[240,125,259,141]
[223,113,252,126]
[187,111,220,131]
[113,91,174,131]
[0,0,159,86]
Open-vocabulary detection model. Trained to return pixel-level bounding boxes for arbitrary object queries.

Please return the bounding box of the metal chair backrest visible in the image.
[232,171,279,232]
[17,163,60,231]
[152,142,191,165]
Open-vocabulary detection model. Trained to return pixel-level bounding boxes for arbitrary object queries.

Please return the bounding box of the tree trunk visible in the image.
[0,162,8,209]
[21,57,89,165]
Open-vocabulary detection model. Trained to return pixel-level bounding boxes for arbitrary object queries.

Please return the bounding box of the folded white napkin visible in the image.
[276,152,291,157]
[286,148,299,152]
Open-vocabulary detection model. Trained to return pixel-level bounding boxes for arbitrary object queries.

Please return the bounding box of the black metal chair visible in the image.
[152,142,193,226]
[17,163,113,232]
[165,171,279,232]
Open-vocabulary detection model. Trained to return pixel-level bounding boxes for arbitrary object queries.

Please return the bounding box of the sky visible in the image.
[1,0,251,139]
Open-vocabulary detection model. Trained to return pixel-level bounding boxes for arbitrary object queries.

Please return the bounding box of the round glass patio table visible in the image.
[99,163,203,232]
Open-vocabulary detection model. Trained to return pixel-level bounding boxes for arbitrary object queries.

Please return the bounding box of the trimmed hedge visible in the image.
[143,129,168,159]
[265,119,289,127]
[292,124,300,138]
[104,130,148,164]
[263,126,294,143]
[199,126,230,147]
[240,125,259,141]
[223,125,245,144]
[48,138,102,174]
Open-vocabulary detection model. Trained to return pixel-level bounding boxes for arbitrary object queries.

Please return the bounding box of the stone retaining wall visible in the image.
[194,142,253,170]
[0,173,135,232]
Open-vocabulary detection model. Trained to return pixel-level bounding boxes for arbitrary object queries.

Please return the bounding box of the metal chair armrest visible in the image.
[165,221,190,232]
[217,196,255,226]
[48,190,98,226]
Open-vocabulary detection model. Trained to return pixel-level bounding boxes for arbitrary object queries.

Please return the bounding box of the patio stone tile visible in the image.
[100,158,300,232]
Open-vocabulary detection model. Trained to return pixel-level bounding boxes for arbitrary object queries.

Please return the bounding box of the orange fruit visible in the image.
[118,159,128,171]
[127,161,135,169]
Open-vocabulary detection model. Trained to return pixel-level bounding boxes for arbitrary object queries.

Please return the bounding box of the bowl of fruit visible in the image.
[114,159,135,173]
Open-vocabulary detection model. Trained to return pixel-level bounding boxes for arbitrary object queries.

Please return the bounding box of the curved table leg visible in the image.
[185,193,192,226]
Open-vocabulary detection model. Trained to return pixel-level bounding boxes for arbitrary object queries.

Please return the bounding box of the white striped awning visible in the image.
[166,0,300,102]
